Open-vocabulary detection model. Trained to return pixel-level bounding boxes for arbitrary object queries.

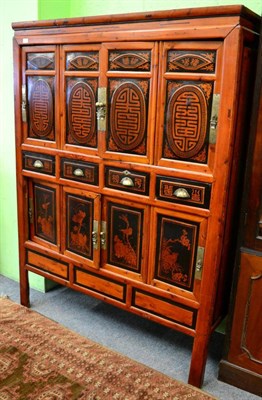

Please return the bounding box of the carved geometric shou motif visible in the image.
[108,79,148,154]
[34,183,56,244]
[108,201,143,272]
[28,76,54,140]
[163,81,213,163]
[66,194,93,259]
[27,53,55,70]
[109,50,151,71]
[67,78,97,147]
[66,52,99,71]
[155,214,198,290]
[167,50,216,73]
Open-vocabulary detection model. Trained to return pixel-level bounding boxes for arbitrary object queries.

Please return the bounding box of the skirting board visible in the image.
[218,360,262,397]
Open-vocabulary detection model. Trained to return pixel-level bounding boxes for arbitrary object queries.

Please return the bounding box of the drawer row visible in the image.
[23,150,211,209]
[26,249,197,333]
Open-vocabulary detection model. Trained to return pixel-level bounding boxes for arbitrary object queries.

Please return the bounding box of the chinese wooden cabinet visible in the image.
[218,25,262,396]
[12,5,260,388]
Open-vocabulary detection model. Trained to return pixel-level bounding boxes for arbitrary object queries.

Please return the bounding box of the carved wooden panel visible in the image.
[162,81,213,163]
[167,50,216,73]
[109,50,151,71]
[27,53,55,70]
[66,51,99,71]
[108,79,149,155]
[155,214,198,290]
[66,194,93,259]
[66,78,97,147]
[107,201,144,272]
[28,76,55,140]
[33,183,56,244]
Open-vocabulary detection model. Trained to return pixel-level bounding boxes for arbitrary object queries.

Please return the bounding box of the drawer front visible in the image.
[26,250,69,279]
[105,167,149,195]
[156,175,211,209]
[74,267,126,302]
[132,289,196,328]
[23,151,55,175]
[61,158,99,185]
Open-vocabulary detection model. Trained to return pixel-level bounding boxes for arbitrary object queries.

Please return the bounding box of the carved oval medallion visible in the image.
[167,85,207,159]
[110,82,146,151]
[30,79,53,138]
[68,82,96,144]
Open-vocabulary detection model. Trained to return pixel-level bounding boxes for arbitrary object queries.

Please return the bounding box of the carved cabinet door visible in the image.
[148,207,208,302]
[61,45,100,155]
[100,42,158,164]
[21,46,59,148]
[28,180,60,252]
[61,187,101,269]
[100,196,150,282]
[155,41,222,174]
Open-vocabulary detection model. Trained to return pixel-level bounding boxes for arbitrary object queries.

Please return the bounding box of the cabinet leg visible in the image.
[188,334,210,388]
[20,269,30,307]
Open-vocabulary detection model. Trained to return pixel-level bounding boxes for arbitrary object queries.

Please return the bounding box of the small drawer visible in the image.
[132,289,196,328]
[74,267,126,302]
[61,158,98,185]
[23,151,55,175]
[105,167,149,195]
[156,176,211,209]
[26,250,69,280]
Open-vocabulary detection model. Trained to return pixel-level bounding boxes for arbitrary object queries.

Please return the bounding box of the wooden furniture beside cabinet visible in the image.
[12,6,260,387]
[218,24,262,396]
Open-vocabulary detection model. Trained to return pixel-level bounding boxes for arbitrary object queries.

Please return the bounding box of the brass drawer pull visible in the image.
[33,160,44,169]
[120,176,134,187]
[173,188,190,199]
[73,168,84,177]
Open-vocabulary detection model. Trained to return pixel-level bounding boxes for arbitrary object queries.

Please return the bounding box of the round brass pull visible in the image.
[33,160,44,169]
[173,188,190,199]
[120,176,134,187]
[73,168,84,177]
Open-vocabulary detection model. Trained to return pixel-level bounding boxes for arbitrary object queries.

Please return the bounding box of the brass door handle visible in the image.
[100,231,106,247]
[92,231,98,247]
[95,101,106,120]
[21,84,27,122]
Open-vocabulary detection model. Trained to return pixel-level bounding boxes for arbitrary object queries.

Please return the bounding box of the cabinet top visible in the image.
[12,5,260,31]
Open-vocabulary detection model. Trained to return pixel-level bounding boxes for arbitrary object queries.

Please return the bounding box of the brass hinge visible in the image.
[28,197,34,224]
[100,220,107,250]
[95,87,107,132]
[209,94,220,145]
[195,246,205,280]
[92,220,99,250]
[21,84,27,122]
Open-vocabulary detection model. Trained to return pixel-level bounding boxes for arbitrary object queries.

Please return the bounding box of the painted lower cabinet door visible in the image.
[101,196,150,282]
[28,180,60,252]
[61,187,101,269]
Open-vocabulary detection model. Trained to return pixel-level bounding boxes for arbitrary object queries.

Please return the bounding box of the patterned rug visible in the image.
[0,297,217,399]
